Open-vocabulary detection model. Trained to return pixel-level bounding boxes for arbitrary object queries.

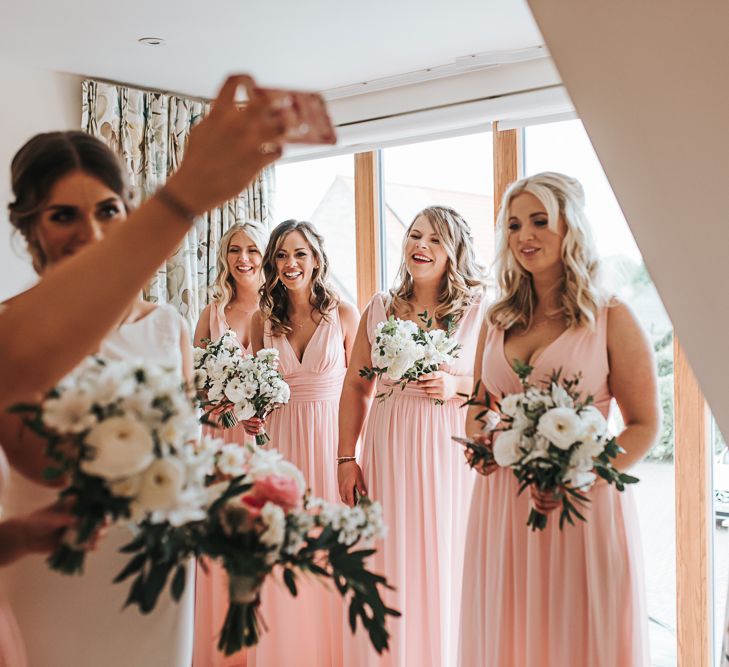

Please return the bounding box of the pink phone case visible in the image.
[255,87,337,145]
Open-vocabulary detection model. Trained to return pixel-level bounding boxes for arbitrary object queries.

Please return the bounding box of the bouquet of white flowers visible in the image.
[148,442,398,656]
[194,333,290,445]
[10,356,207,574]
[462,361,638,531]
[360,311,460,403]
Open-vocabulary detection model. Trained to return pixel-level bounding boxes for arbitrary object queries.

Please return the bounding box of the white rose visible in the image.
[136,457,186,511]
[224,378,247,403]
[551,383,574,409]
[43,390,97,434]
[259,502,286,549]
[109,474,143,498]
[537,407,583,450]
[218,443,248,476]
[81,416,155,480]
[579,406,608,441]
[499,393,522,418]
[492,429,523,467]
[233,402,257,422]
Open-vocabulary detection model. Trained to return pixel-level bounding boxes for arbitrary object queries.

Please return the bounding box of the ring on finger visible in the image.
[258,141,278,155]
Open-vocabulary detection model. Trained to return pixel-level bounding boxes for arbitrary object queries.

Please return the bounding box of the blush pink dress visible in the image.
[245,306,347,667]
[458,308,650,667]
[0,448,28,667]
[194,301,254,667]
[346,292,483,667]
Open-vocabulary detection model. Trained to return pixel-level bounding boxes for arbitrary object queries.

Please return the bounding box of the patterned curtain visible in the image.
[81,79,275,330]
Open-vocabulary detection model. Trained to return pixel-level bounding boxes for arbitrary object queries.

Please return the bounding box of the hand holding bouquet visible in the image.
[194,334,290,444]
[11,356,205,574]
[360,311,460,403]
[195,443,398,656]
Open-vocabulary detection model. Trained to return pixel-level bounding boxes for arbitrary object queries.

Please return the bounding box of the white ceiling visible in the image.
[0,0,544,97]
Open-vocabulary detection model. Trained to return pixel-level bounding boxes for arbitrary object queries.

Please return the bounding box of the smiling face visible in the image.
[507,192,565,278]
[31,169,127,271]
[274,230,319,292]
[226,230,262,289]
[403,215,448,284]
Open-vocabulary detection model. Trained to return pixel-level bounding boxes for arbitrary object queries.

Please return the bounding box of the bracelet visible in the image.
[155,186,197,222]
[336,456,357,465]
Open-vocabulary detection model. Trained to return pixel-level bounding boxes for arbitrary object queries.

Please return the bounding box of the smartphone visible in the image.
[246,82,337,145]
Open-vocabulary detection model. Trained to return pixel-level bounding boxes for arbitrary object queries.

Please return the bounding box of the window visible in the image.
[274,155,357,304]
[380,132,495,289]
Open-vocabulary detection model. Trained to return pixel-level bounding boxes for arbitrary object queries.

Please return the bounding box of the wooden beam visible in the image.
[493,121,521,207]
[674,337,712,667]
[354,151,380,310]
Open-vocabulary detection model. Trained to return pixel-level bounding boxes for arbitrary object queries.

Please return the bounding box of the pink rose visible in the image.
[241,474,302,515]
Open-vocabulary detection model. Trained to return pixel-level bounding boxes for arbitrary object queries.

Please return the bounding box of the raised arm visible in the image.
[606,301,661,470]
[0,75,286,408]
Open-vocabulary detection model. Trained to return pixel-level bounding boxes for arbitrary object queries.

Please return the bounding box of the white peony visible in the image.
[233,402,256,422]
[492,429,523,467]
[81,416,155,479]
[564,468,597,490]
[136,457,186,511]
[537,407,584,450]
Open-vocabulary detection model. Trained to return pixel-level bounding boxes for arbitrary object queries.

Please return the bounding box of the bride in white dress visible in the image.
[0,132,195,667]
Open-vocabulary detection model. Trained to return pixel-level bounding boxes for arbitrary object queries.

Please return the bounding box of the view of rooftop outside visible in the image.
[274,155,358,305]
[525,119,678,666]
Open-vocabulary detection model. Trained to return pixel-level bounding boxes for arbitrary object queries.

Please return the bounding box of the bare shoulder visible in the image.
[605,299,643,337]
[250,309,265,331]
[337,301,360,326]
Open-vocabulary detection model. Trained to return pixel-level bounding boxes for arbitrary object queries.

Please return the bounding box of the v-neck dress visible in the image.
[246,306,347,667]
[458,308,650,667]
[194,302,255,667]
[345,292,483,667]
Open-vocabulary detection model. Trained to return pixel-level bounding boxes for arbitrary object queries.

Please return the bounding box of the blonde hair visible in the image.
[487,171,605,331]
[390,206,485,324]
[259,219,340,336]
[212,221,269,308]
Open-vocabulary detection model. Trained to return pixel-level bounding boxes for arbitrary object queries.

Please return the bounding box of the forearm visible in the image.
[337,384,373,457]
[613,421,659,471]
[0,194,192,406]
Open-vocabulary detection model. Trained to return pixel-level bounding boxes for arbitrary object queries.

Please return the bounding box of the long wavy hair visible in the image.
[487,171,606,331]
[211,221,269,308]
[389,206,485,324]
[259,219,340,336]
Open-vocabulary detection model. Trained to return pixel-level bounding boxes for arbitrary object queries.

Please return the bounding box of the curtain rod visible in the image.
[83,75,212,105]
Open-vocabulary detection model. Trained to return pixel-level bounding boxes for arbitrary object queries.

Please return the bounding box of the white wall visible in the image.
[0,59,81,300]
[526,1,729,437]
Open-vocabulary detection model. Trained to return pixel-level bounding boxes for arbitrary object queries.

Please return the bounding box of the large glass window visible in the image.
[380,132,495,289]
[274,155,357,304]
[526,119,676,667]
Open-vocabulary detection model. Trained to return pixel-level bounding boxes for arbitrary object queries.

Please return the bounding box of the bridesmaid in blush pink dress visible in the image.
[193,221,270,667]
[247,219,359,667]
[338,206,485,667]
[459,173,658,667]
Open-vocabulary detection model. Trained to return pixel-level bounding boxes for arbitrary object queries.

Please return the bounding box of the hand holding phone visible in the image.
[245,81,337,146]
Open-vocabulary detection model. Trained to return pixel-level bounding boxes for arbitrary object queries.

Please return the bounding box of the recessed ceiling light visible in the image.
[138,37,166,46]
